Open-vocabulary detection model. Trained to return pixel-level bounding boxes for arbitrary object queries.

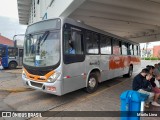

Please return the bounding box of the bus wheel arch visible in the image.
[9,61,17,69]
[85,69,101,93]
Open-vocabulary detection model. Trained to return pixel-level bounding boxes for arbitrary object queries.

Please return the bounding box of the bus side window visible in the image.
[64,29,83,55]
[112,39,121,55]
[64,30,71,54]
[128,44,133,55]
[86,31,99,54]
[63,25,85,64]
[134,45,138,56]
[1,47,6,56]
[138,45,141,56]
[100,35,111,54]
[8,48,18,57]
[71,29,83,54]
[122,42,128,55]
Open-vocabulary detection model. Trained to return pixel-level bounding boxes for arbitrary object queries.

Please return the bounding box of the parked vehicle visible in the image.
[22,18,141,96]
[0,44,23,69]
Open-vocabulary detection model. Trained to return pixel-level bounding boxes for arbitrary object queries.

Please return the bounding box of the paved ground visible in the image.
[0,60,160,120]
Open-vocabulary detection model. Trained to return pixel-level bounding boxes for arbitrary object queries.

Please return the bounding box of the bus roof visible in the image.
[62,17,139,45]
[27,17,139,45]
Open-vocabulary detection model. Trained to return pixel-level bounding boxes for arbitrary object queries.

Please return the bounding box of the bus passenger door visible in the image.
[18,49,23,66]
[63,25,86,94]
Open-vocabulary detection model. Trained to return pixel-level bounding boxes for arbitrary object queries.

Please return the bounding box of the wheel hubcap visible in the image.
[89,78,96,88]
[11,64,15,68]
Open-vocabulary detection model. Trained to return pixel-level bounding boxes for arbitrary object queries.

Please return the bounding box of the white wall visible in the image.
[28,0,85,24]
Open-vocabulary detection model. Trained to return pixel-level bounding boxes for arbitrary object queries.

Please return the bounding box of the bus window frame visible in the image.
[128,44,133,55]
[85,30,100,55]
[8,47,18,57]
[100,34,112,55]
[63,23,85,64]
[112,38,121,55]
[121,41,128,55]
[133,45,138,56]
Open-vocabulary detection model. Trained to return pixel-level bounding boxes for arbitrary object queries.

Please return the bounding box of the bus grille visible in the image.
[30,81,42,88]
[26,69,50,76]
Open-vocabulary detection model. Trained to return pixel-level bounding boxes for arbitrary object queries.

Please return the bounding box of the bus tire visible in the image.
[85,73,98,93]
[9,62,17,69]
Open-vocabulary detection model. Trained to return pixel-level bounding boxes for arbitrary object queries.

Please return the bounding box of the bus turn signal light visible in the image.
[46,86,56,92]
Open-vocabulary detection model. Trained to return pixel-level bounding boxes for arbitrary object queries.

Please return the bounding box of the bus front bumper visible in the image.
[22,75,62,96]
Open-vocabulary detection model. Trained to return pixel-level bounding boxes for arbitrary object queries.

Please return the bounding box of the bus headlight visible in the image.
[22,70,27,78]
[48,72,61,82]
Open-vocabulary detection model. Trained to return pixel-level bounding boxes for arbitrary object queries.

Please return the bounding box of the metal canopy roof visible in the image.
[17,0,31,25]
[17,0,160,43]
[69,0,160,43]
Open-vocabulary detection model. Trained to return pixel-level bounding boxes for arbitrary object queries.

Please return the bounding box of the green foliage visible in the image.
[142,57,160,60]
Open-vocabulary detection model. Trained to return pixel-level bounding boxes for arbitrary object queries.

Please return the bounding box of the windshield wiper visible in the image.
[37,31,50,54]
[40,31,50,45]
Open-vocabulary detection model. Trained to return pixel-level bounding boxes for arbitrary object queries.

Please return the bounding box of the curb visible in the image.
[0,88,33,93]
[4,71,22,74]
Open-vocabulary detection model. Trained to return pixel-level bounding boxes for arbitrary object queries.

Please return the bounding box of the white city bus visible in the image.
[22,18,140,96]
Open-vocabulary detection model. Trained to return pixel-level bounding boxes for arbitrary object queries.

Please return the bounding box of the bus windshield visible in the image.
[23,31,60,67]
[23,19,61,67]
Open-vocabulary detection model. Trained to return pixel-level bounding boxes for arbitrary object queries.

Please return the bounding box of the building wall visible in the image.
[153,46,160,58]
[141,48,153,58]
[0,35,14,46]
[27,0,80,25]
[28,0,55,24]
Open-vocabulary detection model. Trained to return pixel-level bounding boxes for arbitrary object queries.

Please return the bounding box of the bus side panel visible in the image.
[2,56,8,68]
[85,55,129,83]
[8,57,18,65]
[85,55,101,80]
[63,62,86,94]
[107,55,129,79]
[100,55,111,81]
[130,56,141,72]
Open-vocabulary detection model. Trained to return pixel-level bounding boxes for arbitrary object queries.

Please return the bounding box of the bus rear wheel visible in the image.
[123,66,133,78]
[128,66,133,77]
[85,73,98,93]
[9,62,17,69]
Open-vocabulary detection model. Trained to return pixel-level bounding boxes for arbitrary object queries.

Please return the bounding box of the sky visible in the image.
[0,0,27,40]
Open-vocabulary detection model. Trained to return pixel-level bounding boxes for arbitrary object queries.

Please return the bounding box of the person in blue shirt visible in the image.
[68,40,75,54]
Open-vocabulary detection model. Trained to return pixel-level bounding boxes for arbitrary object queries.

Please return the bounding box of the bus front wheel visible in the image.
[9,62,17,69]
[85,73,98,93]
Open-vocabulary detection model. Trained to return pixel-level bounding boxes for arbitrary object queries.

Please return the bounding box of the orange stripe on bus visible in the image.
[109,56,140,70]
[23,68,55,82]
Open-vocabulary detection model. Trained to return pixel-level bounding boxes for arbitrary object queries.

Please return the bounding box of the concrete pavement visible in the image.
[0,69,32,93]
